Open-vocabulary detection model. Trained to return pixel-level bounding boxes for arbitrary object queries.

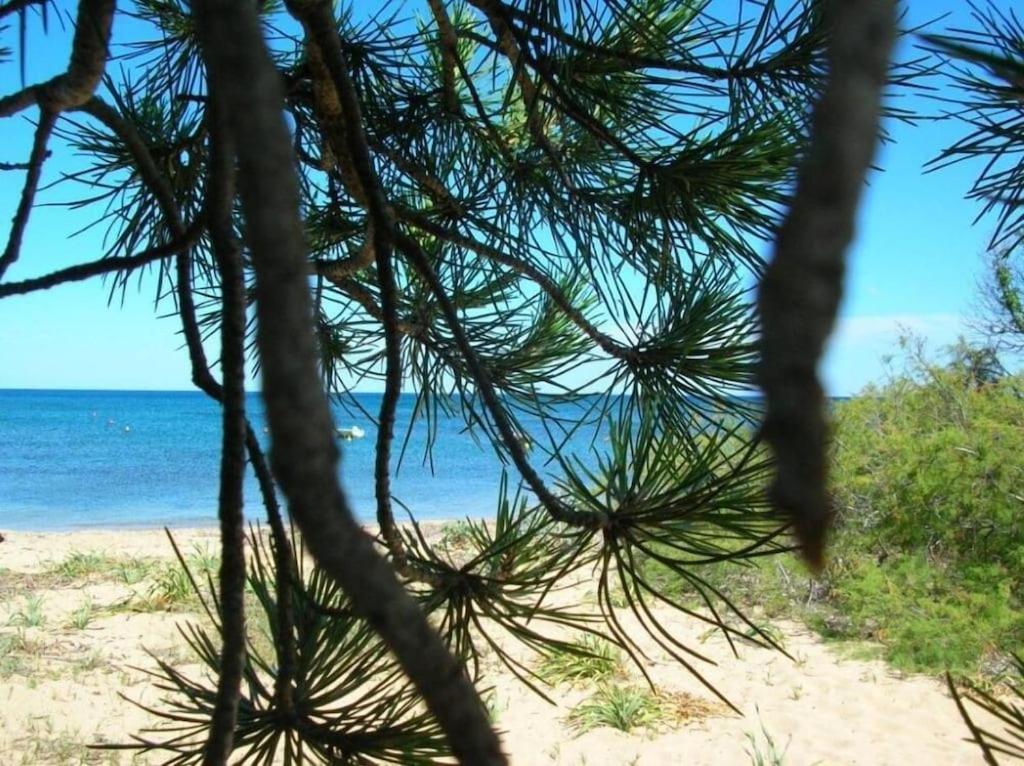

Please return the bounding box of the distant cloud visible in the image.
[823,313,967,395]
[831,312,965,345]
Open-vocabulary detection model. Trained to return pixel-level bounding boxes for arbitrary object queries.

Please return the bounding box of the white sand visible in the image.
[0,527,990,764]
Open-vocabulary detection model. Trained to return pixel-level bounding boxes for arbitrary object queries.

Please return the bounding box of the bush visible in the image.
[823,340,1024,675]
[831,342,1024,577]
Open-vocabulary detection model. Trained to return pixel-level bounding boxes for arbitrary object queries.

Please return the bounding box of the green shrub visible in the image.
[823,341,1024,676]
[815,553,1024,676]
[831,350,1024,577]
[567,685,669,733]
[536,635,624,687]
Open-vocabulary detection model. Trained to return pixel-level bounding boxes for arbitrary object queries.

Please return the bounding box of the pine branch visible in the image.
[758,0,897,570]
[0,0,115,117]
[0,156,48,171]
[396,230,603,530]
[427,0,462,115]
[398,206,635,362]
[193,1,505,763]
[199,89,248,766]
[0,109,56,280]
[80,86,300,718]
[0,224,199,299]
[0,0,45,22]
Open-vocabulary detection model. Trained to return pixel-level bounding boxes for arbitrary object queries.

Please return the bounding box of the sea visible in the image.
[0,389,610,531]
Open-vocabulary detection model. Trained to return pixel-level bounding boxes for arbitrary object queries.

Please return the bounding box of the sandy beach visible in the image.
[0,526,989,764]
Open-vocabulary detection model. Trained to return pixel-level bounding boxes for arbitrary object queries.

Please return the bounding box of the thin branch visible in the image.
[80,86,299,714]
[0,0,45,21]
[0,155,49,171]
[317,239,375,280]
[0,225,199,299]
[758,0,897,570]
[372,225,407,568]
[467,0,556,155]
[193,1,505,763]
[395,230,603,530]
[0,109,57,280]
[398,206,635,362]
[0,0,115,117]
[427,0,462,115]
[200,88,247,766]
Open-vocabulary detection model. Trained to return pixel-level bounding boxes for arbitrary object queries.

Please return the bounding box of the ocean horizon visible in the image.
[0,388,617,531]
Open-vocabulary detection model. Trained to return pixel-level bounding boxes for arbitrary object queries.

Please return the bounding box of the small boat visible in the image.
[336,425,366,441]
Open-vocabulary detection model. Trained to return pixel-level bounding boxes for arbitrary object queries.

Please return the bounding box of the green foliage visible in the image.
[112,556,158,585]
[831,342,1024,578]
[68,600,95,631]
[745,715,790,766]
[536,635,624,687]
[124,530,450,764]
[144,545,219,610]
[438,519,475,551]
[49,552,111,580]
[0,631,31,677]
[7,595,45,628]
[815,554,1024,677]
[566,685,670,734]
[824,340,1024,676]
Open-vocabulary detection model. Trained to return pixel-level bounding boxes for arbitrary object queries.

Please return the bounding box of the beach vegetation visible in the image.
[49,552,112,581]
[567,685,670,734]
[565,685,724,735]
[0,629,47,678]
[536,635,625,688]
[744,715,791,766]
[112,557,158,586]
[639,339,1024,681]
[438,519,475,551]
[7,595,46,629]
[16,718,119,766]
[68,600,95,631]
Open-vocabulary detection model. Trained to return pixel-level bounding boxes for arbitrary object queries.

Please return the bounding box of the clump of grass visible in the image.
[68,600,95,631]
[745,715,790,766]
[142,545,220,611]
[567,684,729,734]
[113,556,157,585]
[73,649,105,675]
[145,562,195,609]
[16,718,119,765]
[439,519,475,550]
[0,630,47,677]
[49,552,111,580]
[187,544,220,576]
[484,691,505,724]
[0,633,27,677]
[537,636,624,687]
[8,595,46,628]
[567,685,670,734]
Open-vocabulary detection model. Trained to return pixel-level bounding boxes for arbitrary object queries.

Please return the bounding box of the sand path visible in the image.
[0,528,989,764]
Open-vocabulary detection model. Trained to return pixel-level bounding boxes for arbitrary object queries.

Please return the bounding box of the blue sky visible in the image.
[0,1,1003,395]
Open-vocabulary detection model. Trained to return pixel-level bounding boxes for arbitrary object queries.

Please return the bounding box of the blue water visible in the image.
[0,389,601,531]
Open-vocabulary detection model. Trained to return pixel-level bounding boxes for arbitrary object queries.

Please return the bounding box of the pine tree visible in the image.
[0,0,901,762]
